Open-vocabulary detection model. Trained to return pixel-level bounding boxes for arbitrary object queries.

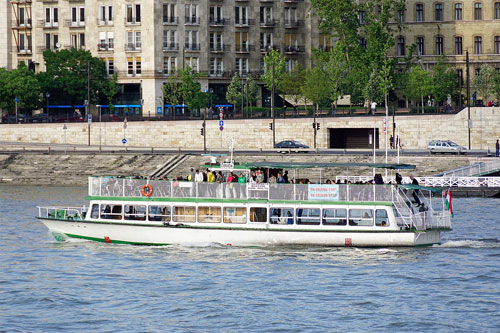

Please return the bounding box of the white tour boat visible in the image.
[36,161,452,247]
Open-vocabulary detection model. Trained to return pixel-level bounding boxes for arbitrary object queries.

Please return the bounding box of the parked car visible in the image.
[427,140,466,154]
[275,140,309,153]
[2,114,26,123]
[31,113,51,123]
[53,114,84,122]
[99,114,121,122]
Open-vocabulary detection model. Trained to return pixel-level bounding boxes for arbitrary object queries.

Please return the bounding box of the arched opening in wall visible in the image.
[329,128,379,149]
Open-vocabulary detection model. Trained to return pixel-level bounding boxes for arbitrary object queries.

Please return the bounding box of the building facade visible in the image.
[5,0,500,115]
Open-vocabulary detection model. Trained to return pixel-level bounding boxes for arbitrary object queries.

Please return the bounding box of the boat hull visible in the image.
[38,218,442,247]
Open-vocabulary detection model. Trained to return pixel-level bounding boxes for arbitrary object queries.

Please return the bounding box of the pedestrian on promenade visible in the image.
[370,101,377,115]
[330,103,336,117]
[390,135,394,149]
[496,139,499,157]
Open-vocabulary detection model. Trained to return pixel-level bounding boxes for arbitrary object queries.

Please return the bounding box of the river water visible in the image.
[1,185,499,332]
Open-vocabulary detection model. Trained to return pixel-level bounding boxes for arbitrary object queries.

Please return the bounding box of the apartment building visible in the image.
[6,0,500,115]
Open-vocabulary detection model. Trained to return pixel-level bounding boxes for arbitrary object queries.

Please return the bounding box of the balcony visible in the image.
[124,18,141,25]
[97,43,114,52]
[184,43,201,51]
[260,19,279,27]
[184,16,200,25]
[16,47,32,55]
[124,43,141,51]
[65,19,85,28]
[235,44,255,53]
[163,43,179,51]
[96,19,113,26]
[260,45,279,53]
[283,19,304,28]
[209,18,230,26]
[210,44,230,52]
[39,20,59,28]
[235,18,255,27]
[163,16,178,25]
[284,45,304,53]
[12,19,32,28]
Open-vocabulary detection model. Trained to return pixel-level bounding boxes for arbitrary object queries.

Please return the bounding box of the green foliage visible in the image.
[431,56,458,107]
[103,73,118,113]
[0,63,41,112]
[281,64,305,106]
[226,72,242,111]
[261,49,286,92]
[179,66,206,111]
[247,76,259,106]
[474,64,498,102]
[162,73,181,109]
[40,48,109,109]
[404,66,432,111]
[302,63,330,111]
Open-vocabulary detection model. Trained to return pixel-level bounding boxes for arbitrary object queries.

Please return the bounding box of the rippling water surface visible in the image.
[1,185,500,332]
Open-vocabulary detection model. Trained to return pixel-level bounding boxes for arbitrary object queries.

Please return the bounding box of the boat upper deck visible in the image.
[88,176,396,203]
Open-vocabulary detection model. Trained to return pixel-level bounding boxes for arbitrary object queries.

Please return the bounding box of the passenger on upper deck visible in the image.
[256,170,264,183]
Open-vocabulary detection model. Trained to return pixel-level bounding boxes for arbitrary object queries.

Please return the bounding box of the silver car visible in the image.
[427,140,466,154]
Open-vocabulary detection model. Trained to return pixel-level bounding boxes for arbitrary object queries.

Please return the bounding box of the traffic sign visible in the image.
[219,126,224,131]
[219,120,224,126]
[87,114,92,124]
[123,117,128,129]
[122,138,127,144]
[219,112,223,120]
[15,97,18,103]
[157,106,162,114]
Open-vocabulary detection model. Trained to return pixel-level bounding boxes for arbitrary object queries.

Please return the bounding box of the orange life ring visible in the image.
[141,184,153,197]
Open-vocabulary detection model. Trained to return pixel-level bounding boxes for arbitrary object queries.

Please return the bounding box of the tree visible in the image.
[40,48,109,113]
[404,66,432,113]
[162,73,181,119]
[226,72,242,112]
[474,64,498,104]
[302,64,330,114]
[281,64,305,107]
[0,63,41,114]
[102,73,118,113]
[431,56,458,110]
[179,66,206,116]
[261,49,286,116]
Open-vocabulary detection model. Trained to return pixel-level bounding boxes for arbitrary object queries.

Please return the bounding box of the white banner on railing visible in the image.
[308,184,339,201]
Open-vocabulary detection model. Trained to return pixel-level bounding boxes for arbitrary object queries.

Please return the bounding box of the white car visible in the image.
[427,140,466,154]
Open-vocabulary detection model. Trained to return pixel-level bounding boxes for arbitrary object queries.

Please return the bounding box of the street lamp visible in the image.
[15,97,18,123]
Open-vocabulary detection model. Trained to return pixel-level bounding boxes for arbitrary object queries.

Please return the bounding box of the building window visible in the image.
[397,36,405,56]
[435,3,443,21]
[455,3,463,20]
[417,36,424,55]
[260,32,273,51]
[495,3,500,19]
[185,4,198,24]
[416,4,424,21]
[108,58,114,75]
[475,68,481,76]
[397,9,405,22]
[163,4,176,24]
[474,3,482,20]
[163,56,177,74]
[19,7,25,25]
[71,7,85,26]
[495,36,500,54]
[126,4,141,24]
[260,6,273,25]
[235,6,248,25]
[436,36,443,55]
[99,5,113,25]
[474,36,482,54]
[359,10,366,24]
[360,38,367,49]
[455,36,462,55]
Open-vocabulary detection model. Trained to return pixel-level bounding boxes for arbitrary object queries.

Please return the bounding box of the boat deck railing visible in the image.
[88,176,396,202]
[38,206,84,220]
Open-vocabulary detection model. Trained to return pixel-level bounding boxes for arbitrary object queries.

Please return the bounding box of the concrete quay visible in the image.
[0,150,487,186]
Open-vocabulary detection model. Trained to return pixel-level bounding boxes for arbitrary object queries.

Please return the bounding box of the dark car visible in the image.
[31,113,51,123]
[274,140,309,153]
[2,114,26,123]
[54,114,84,122]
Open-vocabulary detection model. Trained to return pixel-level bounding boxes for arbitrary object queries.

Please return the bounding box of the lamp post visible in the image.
[466,50,471,149]
[15,97,18,123]
[87,62,90,118]
[46,92,50,119]
[271,62,276,147]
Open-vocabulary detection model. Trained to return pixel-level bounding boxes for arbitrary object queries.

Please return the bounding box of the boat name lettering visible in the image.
[220,162,234,169]
[248,183,269,190]
[308,184,339,201]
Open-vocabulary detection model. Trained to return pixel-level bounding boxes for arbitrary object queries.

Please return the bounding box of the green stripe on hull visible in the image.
[63,233,172,246]
[85,196,394,206]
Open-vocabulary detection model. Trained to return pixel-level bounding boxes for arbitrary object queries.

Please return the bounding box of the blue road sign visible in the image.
[157,106,162,114]
[122,138,127,144]
[219,120,224,126]
[219,126,224,131]
[15,97,18,103]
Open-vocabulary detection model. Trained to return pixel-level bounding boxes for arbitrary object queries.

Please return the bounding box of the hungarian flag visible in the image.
[445,189,453,217]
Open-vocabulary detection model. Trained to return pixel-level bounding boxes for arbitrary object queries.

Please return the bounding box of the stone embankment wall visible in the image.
[0,107,498,150]
[0,153,479,186]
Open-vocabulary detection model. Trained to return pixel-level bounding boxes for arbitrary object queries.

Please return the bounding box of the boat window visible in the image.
[173,206,196,223]
[250,207,267,222]
[101,204,123,220]
[297,208,321,225]
[375,209,389,227]
[199,206,222,223]
[124,204,147,221]
[90,204,99,219]
[223,207,247,224]
[148,205,171,222]
[348,209,374,226]
[270,207,294,224]
[323,208,347,225]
